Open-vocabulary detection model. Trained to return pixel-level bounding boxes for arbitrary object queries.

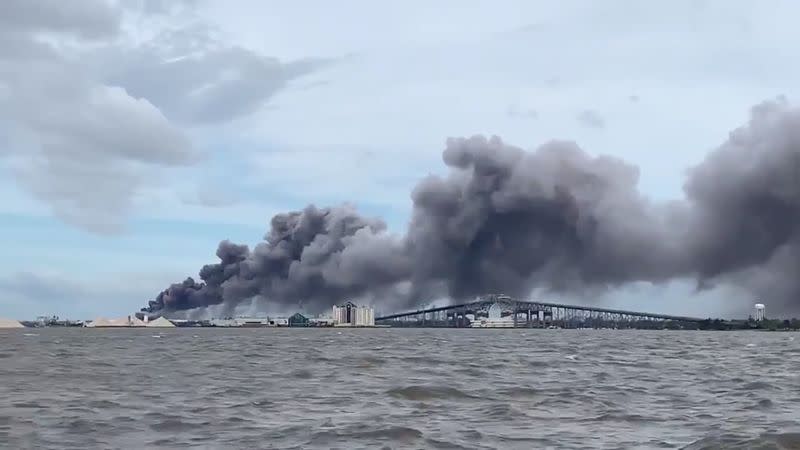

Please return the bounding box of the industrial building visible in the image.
[80,315,178,328]
[207,317,269,327]
[332,302,375,327]
[237,317,273,327]
[310,317,335,327]
[470,303,515,328]
[288,313,310,327]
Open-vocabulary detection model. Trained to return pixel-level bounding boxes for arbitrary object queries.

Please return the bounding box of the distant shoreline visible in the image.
[3,326,798,331]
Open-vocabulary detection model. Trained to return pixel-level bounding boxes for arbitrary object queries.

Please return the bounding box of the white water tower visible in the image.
[754,303,765,321]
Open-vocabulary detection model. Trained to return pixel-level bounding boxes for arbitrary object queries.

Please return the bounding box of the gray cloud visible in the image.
[0,2,193,232]
[0,272,86,303]
[134,0,201,16]
[143,99,800,316]
[0,271,177,319]
[182,186,239,208]
[103,44,329,124]
[544,77,560,87]
[1,0,122,39]
[577,109,606,128]
[506,105,538,119]
[1,51,194,232]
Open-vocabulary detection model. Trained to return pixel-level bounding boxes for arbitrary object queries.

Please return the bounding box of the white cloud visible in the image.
[4,75,194,232]
[244,145,421,209]
[99,32,331,125]
[129,182,286,227]
[0,0,331,233]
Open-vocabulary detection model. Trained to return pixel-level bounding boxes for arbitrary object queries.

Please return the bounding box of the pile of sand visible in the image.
[146,317,175,328]
[86,317,146,327]
[0,318,25,328]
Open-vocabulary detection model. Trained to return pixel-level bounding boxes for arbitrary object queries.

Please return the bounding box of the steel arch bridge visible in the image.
[375,294,705,328]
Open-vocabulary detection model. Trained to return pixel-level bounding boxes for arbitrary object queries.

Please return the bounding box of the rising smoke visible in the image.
[143,99,800,316]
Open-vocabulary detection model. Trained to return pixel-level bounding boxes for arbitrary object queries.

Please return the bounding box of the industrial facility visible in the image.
[3,299,791,330]
[207,314,336,327]
[85,315,175,328]
[332,302,375,327]
[469,303,517,328]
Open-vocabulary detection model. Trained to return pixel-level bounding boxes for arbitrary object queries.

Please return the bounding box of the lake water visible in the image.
[1,328,799,449]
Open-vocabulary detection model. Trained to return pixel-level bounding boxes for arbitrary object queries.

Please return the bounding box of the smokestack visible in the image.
[142,98,800,315]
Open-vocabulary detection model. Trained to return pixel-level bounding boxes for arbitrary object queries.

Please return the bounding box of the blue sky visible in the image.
[1,0,799,319]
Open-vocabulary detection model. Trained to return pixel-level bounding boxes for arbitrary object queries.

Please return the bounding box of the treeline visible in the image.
[697,318,800,331]
[752,318,800,331]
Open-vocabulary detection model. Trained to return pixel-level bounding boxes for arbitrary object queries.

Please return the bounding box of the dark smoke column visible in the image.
[143,240,249,313]
[142,204,409,316]
[144,98,800,316]
[404,135,691,299]
[683,98,800,310]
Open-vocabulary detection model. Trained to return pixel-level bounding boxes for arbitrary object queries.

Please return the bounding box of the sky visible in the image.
[1,0,799,319]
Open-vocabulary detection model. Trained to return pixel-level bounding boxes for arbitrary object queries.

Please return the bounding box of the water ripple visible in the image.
[1,328,799,448]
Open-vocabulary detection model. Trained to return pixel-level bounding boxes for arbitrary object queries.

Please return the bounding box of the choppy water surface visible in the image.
[1,329,799,449]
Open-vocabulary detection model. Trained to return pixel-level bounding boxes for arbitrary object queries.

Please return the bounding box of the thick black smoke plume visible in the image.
[143,99,800,316]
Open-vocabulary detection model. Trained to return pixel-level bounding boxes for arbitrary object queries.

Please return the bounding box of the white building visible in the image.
[234,317,273,327]
[310,317,335,327]
[210,318,238,327]
[270,317,289,327]
[332,302,374,327]
[470,302,515,328]
[754,303,766,321]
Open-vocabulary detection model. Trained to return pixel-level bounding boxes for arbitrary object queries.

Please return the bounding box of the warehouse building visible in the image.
[288,313,310,327]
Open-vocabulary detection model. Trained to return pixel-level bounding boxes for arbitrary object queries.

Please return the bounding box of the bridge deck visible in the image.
[375,299,705,323]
